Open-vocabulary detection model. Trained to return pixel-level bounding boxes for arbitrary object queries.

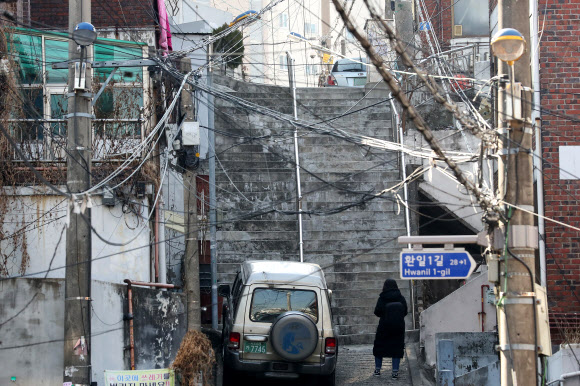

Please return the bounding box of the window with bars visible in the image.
[6,28,147,160]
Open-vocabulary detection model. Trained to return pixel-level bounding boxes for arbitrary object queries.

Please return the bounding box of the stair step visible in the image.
[338,333,375,345]
[338,324,379,335]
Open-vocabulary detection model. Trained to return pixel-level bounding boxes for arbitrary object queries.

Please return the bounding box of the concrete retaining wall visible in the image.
[0,278,186,386]
[0,188,151,284]
[420,268,497,367]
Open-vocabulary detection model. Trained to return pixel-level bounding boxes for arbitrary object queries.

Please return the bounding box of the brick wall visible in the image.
[422,0,454,50]
[539,0,580,318]
[30,0,156,29]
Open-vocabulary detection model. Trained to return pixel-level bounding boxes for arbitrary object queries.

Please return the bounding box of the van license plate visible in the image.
[244,341,267,354]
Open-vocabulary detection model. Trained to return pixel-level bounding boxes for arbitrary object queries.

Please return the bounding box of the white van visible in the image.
[220,260,337,385]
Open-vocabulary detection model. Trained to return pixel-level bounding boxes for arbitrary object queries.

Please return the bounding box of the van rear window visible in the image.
[250,288,318,323]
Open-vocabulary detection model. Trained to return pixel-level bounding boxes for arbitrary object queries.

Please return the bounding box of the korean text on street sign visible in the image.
[400,248,476,279]
[104,368,175,386]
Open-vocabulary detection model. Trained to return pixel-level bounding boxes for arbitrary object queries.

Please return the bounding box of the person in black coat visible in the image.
[372,278,408,379]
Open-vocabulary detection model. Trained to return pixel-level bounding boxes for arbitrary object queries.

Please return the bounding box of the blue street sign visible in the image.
[400,248,476,279]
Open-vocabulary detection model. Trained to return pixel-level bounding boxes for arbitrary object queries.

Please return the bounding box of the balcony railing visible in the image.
[7,118,144,162]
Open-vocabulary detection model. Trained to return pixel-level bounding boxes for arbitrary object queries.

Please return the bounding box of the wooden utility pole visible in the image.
[181,57,201,331]
[496,0,538,384]
[63,0,92,383]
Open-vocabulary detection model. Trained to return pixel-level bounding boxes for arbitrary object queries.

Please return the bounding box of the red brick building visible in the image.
[29,0,156,30]
[537,0,580,338]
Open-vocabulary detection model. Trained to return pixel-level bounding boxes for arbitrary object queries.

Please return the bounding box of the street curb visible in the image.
[405,342,423,386]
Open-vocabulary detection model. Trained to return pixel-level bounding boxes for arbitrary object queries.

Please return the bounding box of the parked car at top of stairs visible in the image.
[324,58,368,87]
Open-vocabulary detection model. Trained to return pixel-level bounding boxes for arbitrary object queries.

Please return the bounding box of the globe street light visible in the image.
[491,28,526,121]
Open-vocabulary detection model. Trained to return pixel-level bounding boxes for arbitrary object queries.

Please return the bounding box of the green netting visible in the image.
[94,44,143,83]
[45,39,69,84]
[11,34,42,84]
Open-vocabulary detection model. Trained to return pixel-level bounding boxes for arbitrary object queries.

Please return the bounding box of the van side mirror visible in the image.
[218,284,231,298]
[327,289,333,302]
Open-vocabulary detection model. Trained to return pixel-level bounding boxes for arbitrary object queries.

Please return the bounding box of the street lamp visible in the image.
[491,28,526,121]
[72,22,97,90]
[491,28,526,65]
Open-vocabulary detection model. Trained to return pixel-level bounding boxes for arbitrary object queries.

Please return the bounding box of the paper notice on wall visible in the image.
[104,369,175,386]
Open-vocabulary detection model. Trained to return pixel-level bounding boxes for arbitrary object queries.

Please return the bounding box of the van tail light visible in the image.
[228,332,240,350]
[325,337,337,355]
[327,75,337,86]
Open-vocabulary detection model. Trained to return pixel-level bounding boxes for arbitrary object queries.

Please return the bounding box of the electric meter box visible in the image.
[182,121,200,146]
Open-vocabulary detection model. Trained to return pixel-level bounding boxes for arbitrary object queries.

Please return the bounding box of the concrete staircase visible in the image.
[213,76,409,345]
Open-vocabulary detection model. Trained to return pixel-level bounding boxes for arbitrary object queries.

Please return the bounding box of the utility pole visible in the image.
[495,1,538,384]
[63,0,92,383]
[181,57,201,331]
[208,44,218,330]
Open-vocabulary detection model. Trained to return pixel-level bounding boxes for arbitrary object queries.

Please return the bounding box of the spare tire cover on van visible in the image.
[270,311,318,362]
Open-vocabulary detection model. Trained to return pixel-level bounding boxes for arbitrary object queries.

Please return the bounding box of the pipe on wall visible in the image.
[530,0,547,288]
[479,284,490,332]
[158,198,167,284]
[154,200,160,282]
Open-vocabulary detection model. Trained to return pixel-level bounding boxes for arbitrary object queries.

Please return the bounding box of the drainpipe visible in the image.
[287,51,304,263]
[390,94,415,328]
[123,280,180,370]
[479,284,490,332]
[531,0,547,288]
[158,198,167,284]
[154,201,160,282]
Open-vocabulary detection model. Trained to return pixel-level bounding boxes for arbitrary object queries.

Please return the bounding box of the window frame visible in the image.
[452,0,490,38]
[249,287,319,323]
[279,55,288,70]
[304,22,317,36]
[279,13,288,28]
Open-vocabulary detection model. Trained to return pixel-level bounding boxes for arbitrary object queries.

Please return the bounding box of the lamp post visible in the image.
[491,26,539,385]
[63,15,96,385]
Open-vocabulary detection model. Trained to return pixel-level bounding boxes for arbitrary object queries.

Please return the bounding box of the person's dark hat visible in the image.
[382,278,398,292]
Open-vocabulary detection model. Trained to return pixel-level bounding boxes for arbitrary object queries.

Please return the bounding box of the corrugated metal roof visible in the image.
[241,260,327,288]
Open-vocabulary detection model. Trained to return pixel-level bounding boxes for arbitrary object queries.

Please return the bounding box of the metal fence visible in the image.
[8,118,144,162]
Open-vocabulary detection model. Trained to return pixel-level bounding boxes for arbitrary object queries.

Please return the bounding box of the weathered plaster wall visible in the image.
[0,188,151,284]
[420,269,497,367]
[91,281,126,384]
[0,279,186,386]
[0,278,64,385]
[435,332,498,380]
